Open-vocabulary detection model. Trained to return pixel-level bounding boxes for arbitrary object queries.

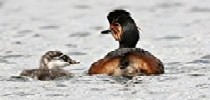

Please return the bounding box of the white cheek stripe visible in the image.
[47,60,69,69]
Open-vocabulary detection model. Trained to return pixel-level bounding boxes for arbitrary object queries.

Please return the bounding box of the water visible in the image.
[1,0,210,99]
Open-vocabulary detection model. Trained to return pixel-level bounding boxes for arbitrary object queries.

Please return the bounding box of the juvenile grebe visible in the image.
[88,9,164,77]
[20,51,79,80]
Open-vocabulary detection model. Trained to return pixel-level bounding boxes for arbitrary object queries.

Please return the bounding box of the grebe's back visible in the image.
[88,48,164,76]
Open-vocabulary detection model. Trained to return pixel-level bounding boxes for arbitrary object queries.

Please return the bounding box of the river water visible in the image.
[0,0,210,100]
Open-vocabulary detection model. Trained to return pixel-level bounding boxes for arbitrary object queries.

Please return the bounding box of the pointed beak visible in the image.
[59,55,80,65]
[68,59,80,64]
[101,29,111,34]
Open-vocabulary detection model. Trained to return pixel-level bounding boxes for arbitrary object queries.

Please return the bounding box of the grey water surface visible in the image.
[0,0,210,100]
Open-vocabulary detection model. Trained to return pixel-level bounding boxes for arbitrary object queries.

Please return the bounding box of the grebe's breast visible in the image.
[89,48,164,76]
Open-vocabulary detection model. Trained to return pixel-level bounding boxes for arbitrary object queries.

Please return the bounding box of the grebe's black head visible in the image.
[103,9,140,48]
[107,9,131,24]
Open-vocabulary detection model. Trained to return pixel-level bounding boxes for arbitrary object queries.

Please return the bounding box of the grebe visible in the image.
[20,51,79,80]
[88,9,164,77]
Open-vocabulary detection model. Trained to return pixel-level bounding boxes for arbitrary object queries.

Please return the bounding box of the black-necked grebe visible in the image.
[20,51,79,80]
[88,9,164,77]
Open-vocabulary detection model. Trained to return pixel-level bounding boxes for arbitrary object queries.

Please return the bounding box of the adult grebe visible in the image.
[88,9,164,77]
[20,51,79,80]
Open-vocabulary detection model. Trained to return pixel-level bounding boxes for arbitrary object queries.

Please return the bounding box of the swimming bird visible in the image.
[20,51,79,80]
[88,9,164,77]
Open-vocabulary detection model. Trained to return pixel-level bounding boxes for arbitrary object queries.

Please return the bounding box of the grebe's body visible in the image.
[20,51,79,80]
[89,48,163,76]
[88,9,164,77]
[20,69,70,80]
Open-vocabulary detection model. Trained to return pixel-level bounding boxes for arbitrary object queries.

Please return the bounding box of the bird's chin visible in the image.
[47,61,70,69]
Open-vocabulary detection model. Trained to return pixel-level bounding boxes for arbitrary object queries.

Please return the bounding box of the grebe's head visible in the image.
[47,54,79,69]
[45,51,63,57]
[101,9,140,48]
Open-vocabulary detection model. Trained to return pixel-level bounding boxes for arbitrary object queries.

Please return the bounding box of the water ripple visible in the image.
[156,36,183,40]
[32,34,41,38]
[188,73,205,77]
[0,55,25,59]
[155,2,183,8]
[74,5,90,9]
[65,44,77,48]
[201,55,210,59]
[18,30,33,34]
[0,59,14,64]
[0,76,31,82]
[188,59,210,64]
[190,7,210,13]
[0,1,4,8]
[69,32,90,37]
[39,25,60,30]
[90,26,104,31]
[196,83,210,89]
[67,52,87,56]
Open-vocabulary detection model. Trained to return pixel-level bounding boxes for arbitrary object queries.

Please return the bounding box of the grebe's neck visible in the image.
[39,51,64,69]
[119,42,137,48]
[119,22,139,48]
